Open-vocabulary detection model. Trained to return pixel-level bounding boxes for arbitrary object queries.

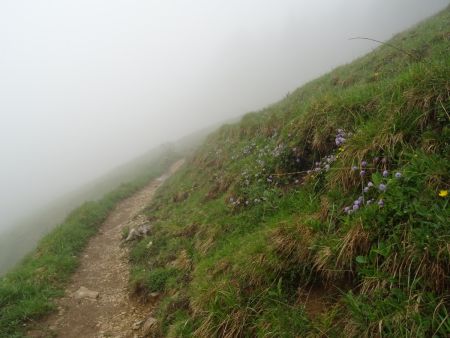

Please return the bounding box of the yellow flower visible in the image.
[438,190,448,197]
[338,147,344,152]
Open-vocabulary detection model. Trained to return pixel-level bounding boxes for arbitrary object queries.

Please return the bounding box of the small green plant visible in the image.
[121,226,130,240]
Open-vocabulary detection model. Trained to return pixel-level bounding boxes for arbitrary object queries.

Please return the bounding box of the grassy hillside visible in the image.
[128,8,450,337]
[0,151,179,337]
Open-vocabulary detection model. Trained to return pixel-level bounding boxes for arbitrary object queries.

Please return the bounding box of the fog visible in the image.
[0,0,448,235]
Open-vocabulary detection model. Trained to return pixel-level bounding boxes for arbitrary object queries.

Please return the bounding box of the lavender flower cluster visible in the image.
[272,143,285,157]
[307,155,337,175]
[229,196,265,208]
[305,129,349,176]
[335,128,347,146]
[344,158,403,215]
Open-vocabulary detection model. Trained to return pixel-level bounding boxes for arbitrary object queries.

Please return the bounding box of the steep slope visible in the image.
[129,8,449,337]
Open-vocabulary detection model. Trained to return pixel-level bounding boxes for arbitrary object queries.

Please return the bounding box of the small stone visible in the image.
[73,286,99,300]
[142,316,157,335]
[149,292,160,299]
[132,320,143,330]
[125,229,138,241]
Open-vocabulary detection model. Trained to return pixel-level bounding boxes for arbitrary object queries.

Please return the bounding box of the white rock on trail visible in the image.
[73,286,99,300]
[125,223,152,241]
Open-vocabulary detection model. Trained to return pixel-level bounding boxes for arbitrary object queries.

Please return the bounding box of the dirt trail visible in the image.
[28,160,184,338]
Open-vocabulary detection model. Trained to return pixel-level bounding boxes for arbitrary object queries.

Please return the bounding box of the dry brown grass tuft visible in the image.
[317,196,331,222]
[313,246,345,283]
[174,223,198,238]
[271,221,314,266]
[194,225,221,256]
[194,308,249,338]
[327,162,361,193]
[361,234,449,295]
[169,249,192,271]
[336,222,371,273]
[204,175,233,201]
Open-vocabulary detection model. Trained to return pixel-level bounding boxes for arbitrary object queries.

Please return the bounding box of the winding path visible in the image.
[28,160,184,338]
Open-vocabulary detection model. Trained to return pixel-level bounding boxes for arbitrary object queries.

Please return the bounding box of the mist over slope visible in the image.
[0,3,448,337]
[0,124,216,276]
[126,8,450,337]
[1,0,448,243]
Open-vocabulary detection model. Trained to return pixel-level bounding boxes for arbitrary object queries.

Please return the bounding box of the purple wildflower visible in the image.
[378,183,387,192]
[363,187,369,193]
[395,172,402,179]
[360,170,366,177]
[353,204,359,210]
[352,166,358,171]
[361,161,367,167]
[344,206,351,213]
[335,138,341,146]
[325,164,330,171]
[378,199,384,207]
[367,181,374,187]
[383,170,389,177]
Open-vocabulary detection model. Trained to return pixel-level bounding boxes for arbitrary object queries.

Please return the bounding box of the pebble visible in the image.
[73,286,99,300]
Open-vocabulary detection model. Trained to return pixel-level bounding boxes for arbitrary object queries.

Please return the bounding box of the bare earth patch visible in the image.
[27,160,184,338]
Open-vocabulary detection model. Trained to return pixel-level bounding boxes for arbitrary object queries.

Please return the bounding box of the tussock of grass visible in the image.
[132,8,449,337]
[0,154,177,337]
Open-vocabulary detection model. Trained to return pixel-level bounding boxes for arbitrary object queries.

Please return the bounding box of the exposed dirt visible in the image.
[27,160,184,338]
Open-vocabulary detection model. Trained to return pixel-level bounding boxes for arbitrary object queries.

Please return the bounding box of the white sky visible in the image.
[0,0,448,231]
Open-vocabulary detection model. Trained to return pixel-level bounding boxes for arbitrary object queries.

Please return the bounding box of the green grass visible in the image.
[0,153,178,337]
[128,7,450,338]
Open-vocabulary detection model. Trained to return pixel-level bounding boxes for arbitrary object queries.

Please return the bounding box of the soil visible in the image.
[27,160,184,338]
